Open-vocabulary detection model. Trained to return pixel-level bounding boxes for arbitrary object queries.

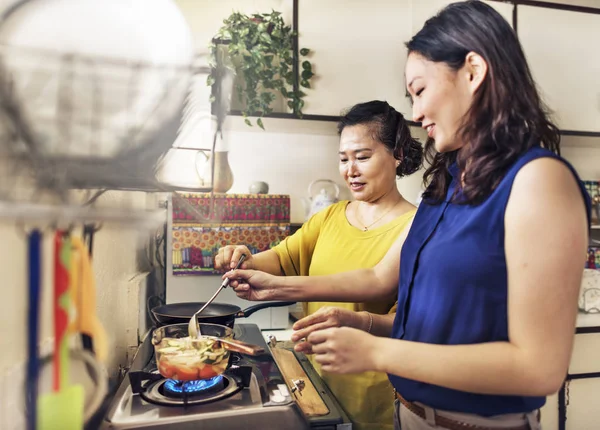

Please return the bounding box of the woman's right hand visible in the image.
[222,269,278,301]
[214,245,254,271]
[290,306,368,354]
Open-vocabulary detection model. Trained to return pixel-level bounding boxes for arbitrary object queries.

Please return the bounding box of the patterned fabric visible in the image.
[172,193,290,275]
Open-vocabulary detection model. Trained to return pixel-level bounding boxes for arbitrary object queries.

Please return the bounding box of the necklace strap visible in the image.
[357,197,402,231]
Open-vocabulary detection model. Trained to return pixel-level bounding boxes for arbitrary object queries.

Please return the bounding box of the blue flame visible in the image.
[164,375,223,395]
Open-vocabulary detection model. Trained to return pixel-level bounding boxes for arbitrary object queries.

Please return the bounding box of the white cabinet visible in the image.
[298,0,414,119]
[518,6,600,132]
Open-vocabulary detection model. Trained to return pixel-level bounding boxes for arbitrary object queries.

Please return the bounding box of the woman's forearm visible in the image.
[271,269,397,302]
[374,338,564,397]
[252,250,284,276]
[371,312,395,337]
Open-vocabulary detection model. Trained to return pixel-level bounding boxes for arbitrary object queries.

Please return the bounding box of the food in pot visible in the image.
[155,336,230,381]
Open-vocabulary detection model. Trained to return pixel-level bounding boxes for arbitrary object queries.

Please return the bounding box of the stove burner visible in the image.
[139,373,243,407]
[163,375,223,396]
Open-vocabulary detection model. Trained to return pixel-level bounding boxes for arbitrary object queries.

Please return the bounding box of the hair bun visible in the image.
[398,138,423,176]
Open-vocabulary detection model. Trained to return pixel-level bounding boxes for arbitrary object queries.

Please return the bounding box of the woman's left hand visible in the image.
[308,326,382,374]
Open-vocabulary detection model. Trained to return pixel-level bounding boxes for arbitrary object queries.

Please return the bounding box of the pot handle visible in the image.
[238,301,296,318]
[147,295,164,327]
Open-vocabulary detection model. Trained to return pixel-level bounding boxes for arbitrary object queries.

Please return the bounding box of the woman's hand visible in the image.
[214,245,254,271]
[308,327,383,374]
[291,307,368,354]
[222,269,278,301]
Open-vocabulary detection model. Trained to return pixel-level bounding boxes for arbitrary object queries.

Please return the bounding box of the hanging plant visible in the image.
[208,10,314,129]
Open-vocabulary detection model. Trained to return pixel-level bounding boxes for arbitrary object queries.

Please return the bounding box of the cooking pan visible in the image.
[148,296,296,328]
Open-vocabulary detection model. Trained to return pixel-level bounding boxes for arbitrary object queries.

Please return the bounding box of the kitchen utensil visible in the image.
[200,335,265,355]
[38,232,84,430]
[303,179,340,220]
[188,254,246,338]
[152,323,264,381]
[37,349,109,426]
[0,0,194,158]
[267,335,329,417]
[26,229,42,430]
[149,299,296,328]
[69,236,109,362]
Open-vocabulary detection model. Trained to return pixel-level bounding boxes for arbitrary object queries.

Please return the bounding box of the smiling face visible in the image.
[405,52,485,153]
[338,124,398,202]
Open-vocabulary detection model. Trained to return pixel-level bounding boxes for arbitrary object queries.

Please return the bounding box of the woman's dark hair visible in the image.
[407,0,560,204]
[337,100,423,177]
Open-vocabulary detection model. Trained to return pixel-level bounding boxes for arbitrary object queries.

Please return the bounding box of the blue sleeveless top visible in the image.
[389,147,590,416]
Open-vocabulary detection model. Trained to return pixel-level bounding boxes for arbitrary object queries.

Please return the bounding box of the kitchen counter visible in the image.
[261,317,295,342]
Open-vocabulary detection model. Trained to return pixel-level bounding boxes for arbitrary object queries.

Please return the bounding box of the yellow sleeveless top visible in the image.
[272,201,415,430]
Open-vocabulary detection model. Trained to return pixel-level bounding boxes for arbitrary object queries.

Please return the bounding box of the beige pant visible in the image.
[393,399,542,430]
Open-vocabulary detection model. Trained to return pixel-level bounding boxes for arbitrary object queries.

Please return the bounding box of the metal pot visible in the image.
[148,296,296,328]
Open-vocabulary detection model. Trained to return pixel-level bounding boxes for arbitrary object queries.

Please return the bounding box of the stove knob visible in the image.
[270,389,287,404]
[277,384,290,397]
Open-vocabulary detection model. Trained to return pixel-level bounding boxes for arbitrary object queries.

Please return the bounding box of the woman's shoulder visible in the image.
[306,200,350,226]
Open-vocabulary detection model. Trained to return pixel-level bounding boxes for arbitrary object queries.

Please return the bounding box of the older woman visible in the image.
[215,100,422,430]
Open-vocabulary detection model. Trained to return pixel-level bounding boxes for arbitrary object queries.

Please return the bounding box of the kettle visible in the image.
[303,179,341,220]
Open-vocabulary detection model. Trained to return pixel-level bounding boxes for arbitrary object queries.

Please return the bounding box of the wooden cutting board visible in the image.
[270,347,330,417]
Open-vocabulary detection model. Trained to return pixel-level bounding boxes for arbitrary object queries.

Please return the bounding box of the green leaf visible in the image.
[209,95,216,103]
[302,61,312,70]
[287,100,294,109]
[301,69,314,80]
[300,48,310,56]
[259,33,271,44]
[300,79,310,88]
[260,92,273,103]
[257,118,265,130]
[206,75,216,86]
[245,118,253,127]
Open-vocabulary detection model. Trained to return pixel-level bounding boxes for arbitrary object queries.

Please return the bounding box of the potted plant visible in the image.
[208,10,314,129]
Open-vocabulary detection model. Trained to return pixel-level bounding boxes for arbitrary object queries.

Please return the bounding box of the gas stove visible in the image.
[101,324,352,429]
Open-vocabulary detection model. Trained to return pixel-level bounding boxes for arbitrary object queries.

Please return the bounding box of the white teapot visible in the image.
[303,179,340,221]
